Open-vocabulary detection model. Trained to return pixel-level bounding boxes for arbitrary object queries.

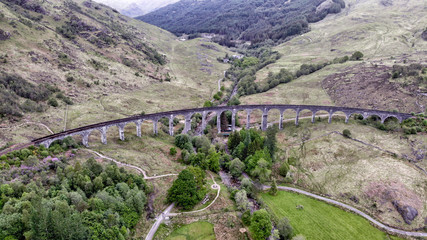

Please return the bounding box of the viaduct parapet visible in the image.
[32,105,413,148]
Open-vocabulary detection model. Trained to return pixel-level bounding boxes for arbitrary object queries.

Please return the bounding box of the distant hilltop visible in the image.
[93,0,180,17]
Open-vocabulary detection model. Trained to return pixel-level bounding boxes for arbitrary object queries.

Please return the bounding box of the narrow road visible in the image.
[145,203,175,240]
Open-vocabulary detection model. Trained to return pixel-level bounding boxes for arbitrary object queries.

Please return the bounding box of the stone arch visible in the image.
[231,109,245,131]
[298,108,314,124]
[266,108,281,129]
[201,110,218,134]
[382,115,400,124]
[104,124,120,142]
[313,109,330,124]
[331,111,350,123]
[122,121,141,139]
[279,108,299,127]
[188,111,203,134]
[86,128,102,146]
[348,112,364,121]
[168,113,186,135]
[365,114,383,123]
[247,108,264,131]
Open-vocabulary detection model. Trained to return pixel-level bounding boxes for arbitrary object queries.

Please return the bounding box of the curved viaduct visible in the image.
[32,105,413,148]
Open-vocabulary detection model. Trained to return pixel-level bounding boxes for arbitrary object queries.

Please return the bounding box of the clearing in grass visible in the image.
[261,191,403,240]
[165,221,216,240]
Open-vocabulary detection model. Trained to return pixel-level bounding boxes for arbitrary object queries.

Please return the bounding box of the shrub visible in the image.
[169,147,177,156]
[203,101,213,107]
[279,162,290,177]
[48,98,58,107]
[66,75,74,82]
[229,158,245,178]
[242,210,252,225]
[269,178,278,196]
[250,209,272,240]
[350,51,363,61]
[277,217,293,240]
[342,129,351,138]
[174,134,192,149]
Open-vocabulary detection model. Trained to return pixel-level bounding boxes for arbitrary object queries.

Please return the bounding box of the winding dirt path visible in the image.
[84,149,178,180]
[0,121,54,134]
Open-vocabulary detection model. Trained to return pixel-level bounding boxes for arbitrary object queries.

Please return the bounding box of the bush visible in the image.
[242,210,252,225]
[169,147,177,156]
[48,98,58,107]
[342,129,351,138]
[203,101,213,107]
[66,75,75,82]
[174,134,192,150]
[229,158,245,178]
[279,162,290,177]
[350,51,363,61]
[277,217,294,240]
[250,209,272,240]
[269,178,278,196]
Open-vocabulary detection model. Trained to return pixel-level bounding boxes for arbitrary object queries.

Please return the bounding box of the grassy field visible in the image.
[164,221,216,240]
[261,191,403,240]
[272,118,427,229]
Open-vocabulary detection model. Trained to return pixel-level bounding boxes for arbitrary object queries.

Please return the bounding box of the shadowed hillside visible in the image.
[138,0,346,45]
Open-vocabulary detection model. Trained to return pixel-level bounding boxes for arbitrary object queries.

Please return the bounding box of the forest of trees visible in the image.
[0,138,148,239]
[139,0,345,45]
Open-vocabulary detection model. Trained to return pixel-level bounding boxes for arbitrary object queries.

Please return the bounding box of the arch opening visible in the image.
[331,111,348,123]
[313,110,329,124]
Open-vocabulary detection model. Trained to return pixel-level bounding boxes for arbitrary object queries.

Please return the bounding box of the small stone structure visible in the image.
[32,105,412,148]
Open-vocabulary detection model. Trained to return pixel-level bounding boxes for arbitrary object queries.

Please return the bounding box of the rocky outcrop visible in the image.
[0,29,11,41]
[422,30,427,41]
[392,200,418,225]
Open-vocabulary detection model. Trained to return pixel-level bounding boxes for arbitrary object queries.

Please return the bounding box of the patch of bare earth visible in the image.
[322,63,426,113]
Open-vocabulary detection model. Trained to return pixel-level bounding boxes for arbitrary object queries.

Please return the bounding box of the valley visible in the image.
[0,0,426,239]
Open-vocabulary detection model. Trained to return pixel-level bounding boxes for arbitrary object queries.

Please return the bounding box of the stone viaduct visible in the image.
[32,105,413,148]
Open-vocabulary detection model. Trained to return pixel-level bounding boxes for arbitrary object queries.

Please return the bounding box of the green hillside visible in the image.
[0,0,230,147]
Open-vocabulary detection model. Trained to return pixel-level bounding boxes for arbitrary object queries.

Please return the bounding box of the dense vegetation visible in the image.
[227,127,278,183]
[139,0,345,45]
[390,64,427,91]
[0,72,71,118]
[55,14,166,66]
[166,167,206,210]
[0,138,148,240]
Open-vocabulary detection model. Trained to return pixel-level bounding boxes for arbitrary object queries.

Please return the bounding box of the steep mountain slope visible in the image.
[94,0,180,17]
[0,0,230,147]
[240,0,427,113]
[138,0,346,45]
